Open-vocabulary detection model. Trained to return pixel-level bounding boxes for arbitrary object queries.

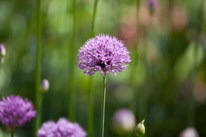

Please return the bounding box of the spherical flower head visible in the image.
[71,123,87,137]
[112,108,136,135]
[179,127,199,137]
[78,34,131,75]
[0,95,36,129]
[41,79,50,92]
[57,118,86,137]
[37,117,87,137]
[37,121,57,137]
[0,44,6,57]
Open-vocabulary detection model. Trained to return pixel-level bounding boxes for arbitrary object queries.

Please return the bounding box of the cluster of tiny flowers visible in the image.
[37,118,86,137]
[0,95,36,128]
[78,34,131,75]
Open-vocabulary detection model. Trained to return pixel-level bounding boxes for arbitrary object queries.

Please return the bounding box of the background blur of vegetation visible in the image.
[0,0,206,136]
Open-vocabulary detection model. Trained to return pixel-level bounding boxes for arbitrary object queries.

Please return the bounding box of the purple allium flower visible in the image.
[78,34,131,75]
[0,44,6,57]
[112,108,136,135]
[41,79,49,92]
[0,95,36,128]
[179,127,199,137]
[37,117,87,137]
[37,121,58,137]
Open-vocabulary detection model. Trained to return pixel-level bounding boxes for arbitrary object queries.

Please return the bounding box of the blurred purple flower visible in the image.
[179,127,199,137]
[149,0,156,9]
[0,44,6,63]
[37,121,57,137]
[41,79,49,92]
[37,118,87,137]
[0,44,6,57]
[78,34,131,75]
[112,108,136,135]
[0,95,36,129]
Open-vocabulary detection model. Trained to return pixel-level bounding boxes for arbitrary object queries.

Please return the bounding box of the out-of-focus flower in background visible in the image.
[179,127,199,137]
[139,4,150,28]
[41,79,50,92]
[119,7,137,46]
[111,108,136,135]
[0,95,36,129]
[171,6,188,32]
[149,0,157,14]
[0,44,6,63]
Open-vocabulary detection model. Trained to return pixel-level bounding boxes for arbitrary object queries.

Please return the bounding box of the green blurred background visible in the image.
[0,0,206,136]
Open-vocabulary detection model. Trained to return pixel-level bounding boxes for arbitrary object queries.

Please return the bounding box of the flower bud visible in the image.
[41,79,49,92]
[135,120,145,137]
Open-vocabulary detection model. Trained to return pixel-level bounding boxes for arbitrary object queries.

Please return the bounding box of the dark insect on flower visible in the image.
[78,34,131,75]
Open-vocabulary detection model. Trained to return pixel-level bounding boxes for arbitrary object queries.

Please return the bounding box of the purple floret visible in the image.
[0,95,36,128]
[37,118,87,137]
[78,34,131,75]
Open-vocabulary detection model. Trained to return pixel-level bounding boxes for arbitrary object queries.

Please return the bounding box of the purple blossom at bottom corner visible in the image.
[0,95,36,129]
[37,117,87,137]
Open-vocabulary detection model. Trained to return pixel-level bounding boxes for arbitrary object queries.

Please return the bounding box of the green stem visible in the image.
[35,0,42,134]
[187,0,205,126]
[11,131,14,137]
[88,0,99,136]
[100,74,106,137]
[129,47,138,111]
[68,0,76,121]
[88,76,94,137]
[129,0,140,111]
[91,0,99,36]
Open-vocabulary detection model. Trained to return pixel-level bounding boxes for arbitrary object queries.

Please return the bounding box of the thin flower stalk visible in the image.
[35,0,42,134]
[88,0,99,136]
[187,0,205,126]
[68,0,77,121]
[100,74,106,137]
[78,34,131,137]
[130,0,141,111]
